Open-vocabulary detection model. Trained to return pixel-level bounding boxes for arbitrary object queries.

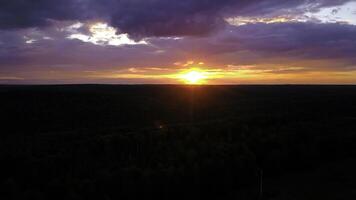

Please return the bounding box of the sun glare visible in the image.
[180,70,207,84]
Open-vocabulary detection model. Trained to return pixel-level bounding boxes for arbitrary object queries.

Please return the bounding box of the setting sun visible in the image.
[180,70,207,84]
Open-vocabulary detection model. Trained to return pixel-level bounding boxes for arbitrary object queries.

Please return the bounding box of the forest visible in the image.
[0,85,355,199]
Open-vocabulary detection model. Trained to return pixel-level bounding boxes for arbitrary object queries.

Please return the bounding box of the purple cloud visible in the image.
[1,22,356,73]
[0,0,353,37]
[1,0,356,84]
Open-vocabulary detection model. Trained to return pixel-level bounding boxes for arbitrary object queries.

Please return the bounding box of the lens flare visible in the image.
[180,70,207,84]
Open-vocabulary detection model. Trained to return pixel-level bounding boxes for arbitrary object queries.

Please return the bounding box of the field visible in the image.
[1,85,356,199]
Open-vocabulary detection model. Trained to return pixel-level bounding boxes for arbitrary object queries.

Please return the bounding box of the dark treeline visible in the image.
[0,85,356,199]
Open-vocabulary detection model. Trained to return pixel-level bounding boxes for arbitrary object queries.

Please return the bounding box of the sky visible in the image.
[0,0,356,84]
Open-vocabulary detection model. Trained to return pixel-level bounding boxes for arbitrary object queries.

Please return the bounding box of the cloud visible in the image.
[142,22,356,71]
[0,0,353,37]
[221,22,356,62]
[0,0,89,29]
[66,22,147,46]
[1,21,356,73]
[1,0,356,83]
[99,0,355,37]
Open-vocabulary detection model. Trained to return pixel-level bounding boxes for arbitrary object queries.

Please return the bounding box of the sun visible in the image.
[180,70,207,84]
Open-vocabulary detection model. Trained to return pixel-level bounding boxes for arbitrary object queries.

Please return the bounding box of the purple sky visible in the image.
[1,0,356,84]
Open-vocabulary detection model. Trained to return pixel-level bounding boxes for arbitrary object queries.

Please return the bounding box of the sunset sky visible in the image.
[1,0,356,84]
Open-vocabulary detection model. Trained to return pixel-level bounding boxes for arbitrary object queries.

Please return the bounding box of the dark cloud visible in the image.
[1,21,356,74]
[0,0,89,29]
[0,26,176,71]
[96,0,354,37]
[0,0,353,37]
[142,22,356,70]
[221,22,356,61]
[1,0,356,83]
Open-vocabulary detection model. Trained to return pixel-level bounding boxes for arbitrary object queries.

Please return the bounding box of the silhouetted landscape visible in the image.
[1,85,355,200]
[2,0,356,198]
